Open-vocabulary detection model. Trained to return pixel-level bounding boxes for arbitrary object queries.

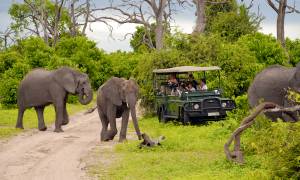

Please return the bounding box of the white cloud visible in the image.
[85,22,138,52]
[259,23,300,40]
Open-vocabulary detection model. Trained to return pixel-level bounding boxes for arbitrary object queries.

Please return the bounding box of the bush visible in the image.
[237,33,288,66]
[286,38,300,66]
[108,51,140,79]
[209,6,259,42]
[0,51,22,74]
[216,42,264,96]
[245,119,300,178]
[0,63,30,108]
[15,37,53,68]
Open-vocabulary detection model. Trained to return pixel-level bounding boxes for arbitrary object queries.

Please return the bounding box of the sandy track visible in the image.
[0,110,108,180]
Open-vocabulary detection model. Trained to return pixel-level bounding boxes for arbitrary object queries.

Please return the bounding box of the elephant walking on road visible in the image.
[248,64,300,122]
[96,77,142,142]
[16,67,93,132]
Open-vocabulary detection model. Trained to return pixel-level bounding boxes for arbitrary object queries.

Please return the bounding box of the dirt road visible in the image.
[0,110,118,180]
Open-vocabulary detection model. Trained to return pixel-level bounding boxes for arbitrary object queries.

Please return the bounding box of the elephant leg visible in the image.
[62,99,69,125]
[54,102,64,133]
[34,106,47,131]
[119,109,129,142]
[16,107,25,129]
[98,108,109,141]
[106,104,118,140]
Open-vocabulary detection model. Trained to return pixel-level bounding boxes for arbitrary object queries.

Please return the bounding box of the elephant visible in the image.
[16,67,93,132]
[96,77,142,142]
[248,64,300,122]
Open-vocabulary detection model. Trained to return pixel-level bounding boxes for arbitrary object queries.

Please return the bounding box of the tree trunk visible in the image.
[81,0,90,35]
[154,0,167,50]
[277,0,287,47]
[70,0,76,37]
[193,0,206,34]
[155,14,164,50]
[41,0,48,44]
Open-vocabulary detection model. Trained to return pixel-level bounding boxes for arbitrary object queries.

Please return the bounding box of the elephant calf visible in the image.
[16,67,93,132]
[96,77,142,142]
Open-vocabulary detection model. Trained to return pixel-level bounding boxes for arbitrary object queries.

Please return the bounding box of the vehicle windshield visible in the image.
[153,70,221,96]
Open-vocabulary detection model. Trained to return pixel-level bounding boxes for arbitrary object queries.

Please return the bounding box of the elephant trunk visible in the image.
[129,104,142,140]
[78,88,93,105]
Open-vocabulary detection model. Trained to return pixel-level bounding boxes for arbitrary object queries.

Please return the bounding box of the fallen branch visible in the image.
[223,102,289,164]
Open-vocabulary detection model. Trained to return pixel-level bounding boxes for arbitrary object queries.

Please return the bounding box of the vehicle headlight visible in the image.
[193,103,200,110]
[221,102,227,108]
[214,90,220,95]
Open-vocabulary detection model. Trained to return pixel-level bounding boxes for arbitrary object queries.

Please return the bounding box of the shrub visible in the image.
[245,119,300,179]
[216,42,264,96]
[286,38,300,66]
[0,63,30,108]
[209,6,259,42]
[237,33,288,66]
[0,51,22,74]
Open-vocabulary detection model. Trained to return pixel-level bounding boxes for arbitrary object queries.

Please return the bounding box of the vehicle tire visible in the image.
[159,108,167,123]
[182,110,190,125]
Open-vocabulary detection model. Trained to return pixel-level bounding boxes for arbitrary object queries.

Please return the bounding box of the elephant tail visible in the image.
[84,105,97,115]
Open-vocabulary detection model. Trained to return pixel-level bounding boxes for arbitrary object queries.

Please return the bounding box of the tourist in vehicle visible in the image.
[186,82,196,92]
[199,78,208,91]
[188,74,198,90]
[168,73,179,93]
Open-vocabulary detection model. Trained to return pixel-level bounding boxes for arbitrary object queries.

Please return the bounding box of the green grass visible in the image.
[90,118,273,180]
[0,97,96,138]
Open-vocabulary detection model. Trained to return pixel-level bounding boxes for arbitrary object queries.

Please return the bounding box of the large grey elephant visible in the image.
[16,67,93,132]
[248,64,300,122]
[96,77,142,142]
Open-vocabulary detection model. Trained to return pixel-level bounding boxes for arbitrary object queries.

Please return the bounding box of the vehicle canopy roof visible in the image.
[153,66,221,74]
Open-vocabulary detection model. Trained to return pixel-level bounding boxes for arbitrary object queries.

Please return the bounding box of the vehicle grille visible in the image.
[203,98,220,108]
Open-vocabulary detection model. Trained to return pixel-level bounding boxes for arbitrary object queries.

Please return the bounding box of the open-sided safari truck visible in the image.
[153,66,235,124]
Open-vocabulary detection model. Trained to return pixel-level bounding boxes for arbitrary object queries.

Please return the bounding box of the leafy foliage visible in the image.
[238,33,288,65]
[286,38,300,66]
[209,6,259,41]
[130,25,156,52]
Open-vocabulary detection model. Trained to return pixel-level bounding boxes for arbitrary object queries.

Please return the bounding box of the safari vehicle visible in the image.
[153,66,235,124]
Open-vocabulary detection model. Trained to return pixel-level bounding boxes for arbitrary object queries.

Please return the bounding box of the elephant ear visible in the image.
[101,77,123,106]
[53,67,76,94]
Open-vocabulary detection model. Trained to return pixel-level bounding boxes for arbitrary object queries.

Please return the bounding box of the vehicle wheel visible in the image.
[182,110,190,125]
[159,108,167,123]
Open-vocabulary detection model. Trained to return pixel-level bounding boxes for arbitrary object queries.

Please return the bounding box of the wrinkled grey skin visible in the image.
[248,64,300,122]
[97,77,142,142]
[16,67,93,132]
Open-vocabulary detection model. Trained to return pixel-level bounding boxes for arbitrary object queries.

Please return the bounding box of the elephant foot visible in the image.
[101,138,110,142]
[54,128,64,133]
[15,125,24,129]
[39,126,47,131]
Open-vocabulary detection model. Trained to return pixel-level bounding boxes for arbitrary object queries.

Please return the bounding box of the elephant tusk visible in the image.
[126,103,129,108]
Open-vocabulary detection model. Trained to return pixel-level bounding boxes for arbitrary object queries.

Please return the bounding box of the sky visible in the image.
[0,0,299,52]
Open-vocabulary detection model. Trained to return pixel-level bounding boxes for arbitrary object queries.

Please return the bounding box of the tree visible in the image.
[192,0,235,34]
[266,0,300,47]
[90,0,183,50]
[8,0,92,46]
[0,27,14,50]
[130,25,156,52]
